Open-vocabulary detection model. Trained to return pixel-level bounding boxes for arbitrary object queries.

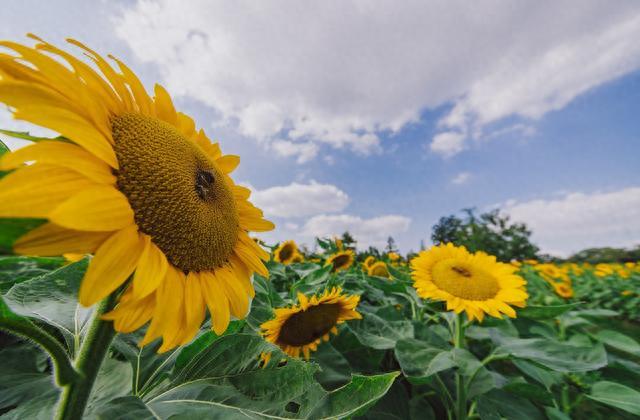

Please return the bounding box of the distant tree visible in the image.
[341,231,357,249]
[567,246,640,263]
[385,236,398,253]
[431,208,539,262]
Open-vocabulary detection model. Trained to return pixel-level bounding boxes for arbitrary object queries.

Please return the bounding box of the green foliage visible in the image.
[431,208,539,262]
[0,240,638,419]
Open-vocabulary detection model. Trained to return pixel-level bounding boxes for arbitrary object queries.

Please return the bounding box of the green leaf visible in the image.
[544,406,571,420]
[93,396,156,420]
[0,137,9,155]
[0,128,58,143]
[395,339,455,383]
[517,303,582,319]
[587,381,640,415]
[138,334,395,419]
[592,329,640,356]
[0,218,45,255]
[0,255,65,293]
[503,379,554,405]
[348,312,414,350]
[175,320,246,369]
[477,389,544,420]
[311,343,352,390]
[3,258,91,349]
[512,359,561,390]
[495,336,607,372]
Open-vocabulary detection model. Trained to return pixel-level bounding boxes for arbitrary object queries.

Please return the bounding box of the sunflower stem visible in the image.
[454,313,467,420]
[54,293,118,420]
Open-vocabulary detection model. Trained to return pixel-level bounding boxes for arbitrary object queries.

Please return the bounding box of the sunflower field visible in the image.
[0,37,639,420]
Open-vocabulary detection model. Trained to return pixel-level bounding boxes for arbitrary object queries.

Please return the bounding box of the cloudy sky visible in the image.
[2,0,639,256]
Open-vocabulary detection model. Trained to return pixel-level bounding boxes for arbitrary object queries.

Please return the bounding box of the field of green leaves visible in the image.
[1,235,639,419]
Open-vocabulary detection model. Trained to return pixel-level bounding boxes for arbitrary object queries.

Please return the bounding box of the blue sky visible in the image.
[1,1,639,256]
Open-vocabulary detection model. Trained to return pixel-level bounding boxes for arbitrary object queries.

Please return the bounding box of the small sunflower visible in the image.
[362,255,376,269]
[367,261,390,278]
[388,252,400,262]
[291,253,304,263]
[273,240,300,265]
[261,287,361,359]
[326,249,355,273]
[0,36,273,352]
[552,282,574,299]
[411,244,528,321]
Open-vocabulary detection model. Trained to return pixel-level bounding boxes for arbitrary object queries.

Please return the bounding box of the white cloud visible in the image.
[114,1,640,160]
[302,214,411,248]
[270,140,319,164]
[430,131,466,157]
[451,172,471,185]
[503,187,640,256]
[251,181,349,218]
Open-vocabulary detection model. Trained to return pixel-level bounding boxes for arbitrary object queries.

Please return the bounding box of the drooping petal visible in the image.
[199,271,230,335]
[79,225,145,306]
[131,236,169,300]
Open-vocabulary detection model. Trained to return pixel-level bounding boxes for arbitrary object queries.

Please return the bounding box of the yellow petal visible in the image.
[14,223,110,256]
[154,84,177,126]
[239,216,276,232]
[216,155,240,174]
[79,225,144,306]
[0,141,116,184]
[199,271,230,335]
[183,272,206,341]
[110,55,152,115]
[131,237,169,300]
[217,266,249,318]
[0,164,96,218]
[140,267,183,346]
[49,185,134,231]
[13,105,117,168]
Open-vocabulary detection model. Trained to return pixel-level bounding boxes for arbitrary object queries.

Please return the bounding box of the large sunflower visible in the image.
[326,249,355,273]
[273,240,299,265]
[411,244,528,321]
[0,36,274,352]
[261,287,361,359]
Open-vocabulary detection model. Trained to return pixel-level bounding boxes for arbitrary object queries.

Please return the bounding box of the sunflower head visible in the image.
[260,287,361,360]
[367,261,390,278]
[273,240,299,265]
[326,249,355,273]
[363,255,376,269]
[0,36,274,352]
[411,243,528,321]
[388,252,400,262]
[552,282,574,299]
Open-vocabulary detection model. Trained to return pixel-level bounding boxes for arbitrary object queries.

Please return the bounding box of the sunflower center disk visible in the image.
[278,245,294,262]
[431,259,500,300]
[331,255,350,270]
[111,113,239,272]
[277,304,342,346]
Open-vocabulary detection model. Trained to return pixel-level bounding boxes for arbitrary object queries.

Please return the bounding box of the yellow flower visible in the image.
[363,255,376,269]
[388,252,400,262]
[273,240,299,265]
[621,290,634,297]
[260,287,361,359]
[411,243,528,321]
[367,261,390,278]
[552,282,574,299]
[326,249,355,273]
[0,36,274,352]
[292,253,304,263]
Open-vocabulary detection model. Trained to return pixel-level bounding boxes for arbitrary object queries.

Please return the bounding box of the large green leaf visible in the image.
[587,381,640,416]
[477,389,544,420]
[0,256,65,293]
[3,258,91,350]
[517,303,582,319]
[0,218,45,255]
[494,336,607,372]
[592,329,640,356]
[127,334,397,419]
[348,312,414,350]
[395,339,454,383]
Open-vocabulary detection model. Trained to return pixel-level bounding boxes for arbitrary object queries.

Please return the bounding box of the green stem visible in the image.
[55,294,117,420]
[454,313,467,420]
[561,383,571,414]
[0,317,80,386]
